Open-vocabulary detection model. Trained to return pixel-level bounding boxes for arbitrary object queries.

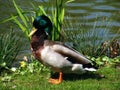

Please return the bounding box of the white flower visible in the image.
[11,67,17,72]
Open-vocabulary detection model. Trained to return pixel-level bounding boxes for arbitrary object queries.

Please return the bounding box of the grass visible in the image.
[0,30,21,72]
[0,67,120,90]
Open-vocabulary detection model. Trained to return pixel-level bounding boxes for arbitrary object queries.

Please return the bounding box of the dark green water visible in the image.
[0,0,120,43]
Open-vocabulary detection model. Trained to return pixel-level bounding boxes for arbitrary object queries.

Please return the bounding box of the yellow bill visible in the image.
[29,28,37,37]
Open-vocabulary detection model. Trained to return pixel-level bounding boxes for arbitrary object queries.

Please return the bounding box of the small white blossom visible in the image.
[11,67,17,72]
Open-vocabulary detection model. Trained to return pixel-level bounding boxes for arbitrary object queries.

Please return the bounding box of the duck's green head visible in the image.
[29,15,52,36]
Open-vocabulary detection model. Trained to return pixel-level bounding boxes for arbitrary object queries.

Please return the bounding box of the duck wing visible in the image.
[44,40,91,64]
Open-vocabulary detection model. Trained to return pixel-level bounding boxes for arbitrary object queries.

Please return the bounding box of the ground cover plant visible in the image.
[0,66,120,90]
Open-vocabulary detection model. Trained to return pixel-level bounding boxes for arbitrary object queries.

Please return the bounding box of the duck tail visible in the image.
[83,62,98,72]
[84,67,97,71]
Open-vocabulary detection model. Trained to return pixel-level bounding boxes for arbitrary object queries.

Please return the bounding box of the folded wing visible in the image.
[52,44,91,64]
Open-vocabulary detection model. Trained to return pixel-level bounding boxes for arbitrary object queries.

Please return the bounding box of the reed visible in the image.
[3,0,74,41]
[0,30,21,71]
[63,17,111,57]
[3,0,117,57]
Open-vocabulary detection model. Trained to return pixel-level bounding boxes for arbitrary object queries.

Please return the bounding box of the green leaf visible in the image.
[12,16,26,33]
[0,15,18,24]
[38,6,47,16]
[1,76,12,82]
[60,8,64,23]
[0,62,6,67]
[102,56,109,61]
[13,0,28,27]
[66,0,75,4]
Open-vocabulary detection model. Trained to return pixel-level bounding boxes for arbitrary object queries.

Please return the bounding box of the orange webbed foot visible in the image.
[48,72,62,84]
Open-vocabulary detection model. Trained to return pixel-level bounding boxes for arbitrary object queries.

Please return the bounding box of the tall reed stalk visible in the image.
[3,0,74,41]
[0,30,21,70]
[64,17,111,56]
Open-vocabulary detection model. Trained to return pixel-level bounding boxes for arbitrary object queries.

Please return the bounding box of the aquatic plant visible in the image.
[63,17,111,57]
[3,0,74,41]
[0,30,21,73]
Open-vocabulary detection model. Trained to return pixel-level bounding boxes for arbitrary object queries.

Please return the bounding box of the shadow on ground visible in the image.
[51,72,105,81]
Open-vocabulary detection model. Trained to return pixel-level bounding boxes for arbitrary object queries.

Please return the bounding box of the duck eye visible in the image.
[40,20,47,26]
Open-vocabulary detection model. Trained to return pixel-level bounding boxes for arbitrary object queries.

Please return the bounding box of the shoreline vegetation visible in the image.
[0,0,120,89]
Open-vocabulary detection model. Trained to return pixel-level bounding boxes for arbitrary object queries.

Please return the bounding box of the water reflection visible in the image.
[0,0,119,37]
[83,12,111,19]
[93,5,119,10]
[67,3,94,7]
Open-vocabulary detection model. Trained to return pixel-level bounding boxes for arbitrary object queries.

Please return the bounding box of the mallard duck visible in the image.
[29,15,97,84]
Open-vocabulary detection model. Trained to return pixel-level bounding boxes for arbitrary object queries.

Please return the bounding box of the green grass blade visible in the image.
[66,0,75,4]
[12,16,26,35]
[59,8,64,23]
[38,6,47,15]
[13,0,28,27]
[0,16,18,24]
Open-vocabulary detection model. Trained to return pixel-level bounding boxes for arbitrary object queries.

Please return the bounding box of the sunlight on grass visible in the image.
[0,67,120,90]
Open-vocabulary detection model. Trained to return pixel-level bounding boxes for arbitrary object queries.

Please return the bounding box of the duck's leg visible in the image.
[48,72,63,84]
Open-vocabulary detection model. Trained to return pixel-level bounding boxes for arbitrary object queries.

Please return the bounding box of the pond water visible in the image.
[0,0,120,51]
